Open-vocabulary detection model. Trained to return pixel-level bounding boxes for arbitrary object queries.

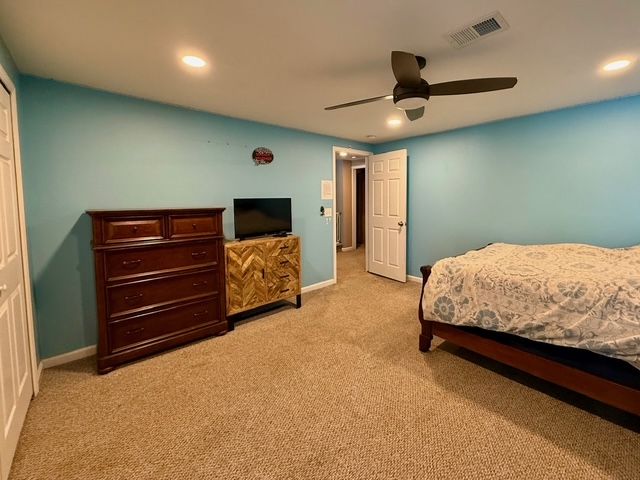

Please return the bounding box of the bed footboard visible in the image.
[418,265,433,352]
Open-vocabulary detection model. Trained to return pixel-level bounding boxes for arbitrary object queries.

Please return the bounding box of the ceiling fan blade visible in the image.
[324,95,391,111]
[405,106,424,121]
[391,51,422,87]
[429,77,518,96]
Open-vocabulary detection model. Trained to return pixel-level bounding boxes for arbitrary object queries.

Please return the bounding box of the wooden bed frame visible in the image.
[418,265,640,417]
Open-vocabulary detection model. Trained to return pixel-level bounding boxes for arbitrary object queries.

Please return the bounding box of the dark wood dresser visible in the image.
[88,208,227,373]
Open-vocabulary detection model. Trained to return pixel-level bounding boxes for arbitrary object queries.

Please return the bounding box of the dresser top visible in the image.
[87,207,225,217]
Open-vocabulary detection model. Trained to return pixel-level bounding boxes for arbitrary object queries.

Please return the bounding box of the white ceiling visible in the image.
[1,0,639,143]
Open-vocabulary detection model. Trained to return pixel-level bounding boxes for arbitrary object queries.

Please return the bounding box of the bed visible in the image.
[418,242,640,416]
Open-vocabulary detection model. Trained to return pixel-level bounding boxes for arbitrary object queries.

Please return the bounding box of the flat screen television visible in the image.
[233,198,292,239]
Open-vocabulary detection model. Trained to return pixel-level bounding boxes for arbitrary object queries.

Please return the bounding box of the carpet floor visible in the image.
[9,248,640,479]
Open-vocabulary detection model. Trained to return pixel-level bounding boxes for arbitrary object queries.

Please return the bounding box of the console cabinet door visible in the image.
[226,244,267,315]
[267,254,300,301]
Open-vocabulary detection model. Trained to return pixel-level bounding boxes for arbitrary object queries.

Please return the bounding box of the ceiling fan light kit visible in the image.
[325,50,518,123]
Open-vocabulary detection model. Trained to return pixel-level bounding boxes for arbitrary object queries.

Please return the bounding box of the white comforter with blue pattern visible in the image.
[422,243,640,369]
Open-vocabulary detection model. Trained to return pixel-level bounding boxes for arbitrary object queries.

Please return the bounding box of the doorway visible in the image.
[331,146,408,285]
[354,167,365,248]
[332,147,371,284]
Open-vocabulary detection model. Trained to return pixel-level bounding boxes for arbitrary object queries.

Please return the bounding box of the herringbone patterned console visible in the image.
[225,236,301,315]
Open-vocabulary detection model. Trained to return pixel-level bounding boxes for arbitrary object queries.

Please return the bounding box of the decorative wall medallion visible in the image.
[252,147,274,165]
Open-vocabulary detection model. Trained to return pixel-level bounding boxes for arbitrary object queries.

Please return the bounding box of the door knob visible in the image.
[398,221,405,227]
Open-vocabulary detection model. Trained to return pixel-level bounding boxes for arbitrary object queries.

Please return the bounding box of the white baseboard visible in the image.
[341,246,355,252]
[40,281,337,369]
[407,274,422,283]
[41,345,97,369]
[301,278,336,293]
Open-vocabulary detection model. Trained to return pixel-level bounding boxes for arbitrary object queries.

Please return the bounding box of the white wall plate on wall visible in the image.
[321,180,333,200]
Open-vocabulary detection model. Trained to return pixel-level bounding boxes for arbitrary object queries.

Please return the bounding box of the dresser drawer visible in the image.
[267,276,300,300]
[267,254,300,272]
[103,216,164,243]
[109,298,222,353]
[265,237,299,257]
[169,214,219,238]
[107,270,218,319]
[105,241,220,281]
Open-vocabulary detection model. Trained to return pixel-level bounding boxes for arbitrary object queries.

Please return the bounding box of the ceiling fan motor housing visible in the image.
[393,81,430,110]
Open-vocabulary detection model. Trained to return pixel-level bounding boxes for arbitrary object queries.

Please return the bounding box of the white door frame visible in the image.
[331,146,372,282]
[0,64,40,396]
[351,164,366,262]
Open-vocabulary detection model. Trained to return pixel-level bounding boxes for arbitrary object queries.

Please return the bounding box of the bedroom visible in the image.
[0,1,639,479]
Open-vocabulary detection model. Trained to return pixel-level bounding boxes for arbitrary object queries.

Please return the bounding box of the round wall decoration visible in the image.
[252,147,274,165]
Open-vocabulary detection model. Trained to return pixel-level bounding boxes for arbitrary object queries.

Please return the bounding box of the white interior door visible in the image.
[0,83,33,480]
[367,149,407,282]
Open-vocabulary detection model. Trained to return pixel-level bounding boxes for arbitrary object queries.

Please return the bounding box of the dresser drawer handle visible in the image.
[193,310,209,318]
[279,245,288,250]
[122,259,142,267]
[280,288,290,293]
[132,225,139,232]
[280,260,289,265]
[192,281,208,288]
[192,223,198,229]
[191,251,207,258]
[279,274,290,279]
[125,327,145,335]
[124,293,144,302]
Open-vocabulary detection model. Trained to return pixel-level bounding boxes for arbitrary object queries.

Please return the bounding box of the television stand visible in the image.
[224,235,302,318]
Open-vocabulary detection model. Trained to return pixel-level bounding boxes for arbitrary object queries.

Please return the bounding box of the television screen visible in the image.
[233,198,292,239]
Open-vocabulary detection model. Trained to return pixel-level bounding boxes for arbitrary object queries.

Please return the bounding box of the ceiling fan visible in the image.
[325,51,517,121]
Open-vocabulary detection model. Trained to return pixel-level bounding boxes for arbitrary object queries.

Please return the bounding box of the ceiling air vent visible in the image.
[446,12,509,48]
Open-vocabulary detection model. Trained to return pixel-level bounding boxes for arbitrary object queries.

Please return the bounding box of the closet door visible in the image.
[226,243,267,315]
[0,83,33,480]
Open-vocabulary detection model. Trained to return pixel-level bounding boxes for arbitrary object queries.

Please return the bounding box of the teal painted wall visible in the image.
[18,72,640,359]
[19,76,368,359]
[375,94,640,277]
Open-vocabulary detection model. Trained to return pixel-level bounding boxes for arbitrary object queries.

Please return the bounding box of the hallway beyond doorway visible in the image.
[337,246,366,283]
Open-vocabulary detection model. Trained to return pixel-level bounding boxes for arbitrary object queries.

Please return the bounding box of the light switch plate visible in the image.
[323,207,332,217]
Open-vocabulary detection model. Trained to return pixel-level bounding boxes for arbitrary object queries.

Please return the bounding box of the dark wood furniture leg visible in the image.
[418,265,433,352]
[296,294,302,309]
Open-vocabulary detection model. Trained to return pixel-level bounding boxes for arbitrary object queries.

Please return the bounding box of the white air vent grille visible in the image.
[446,12,509,48]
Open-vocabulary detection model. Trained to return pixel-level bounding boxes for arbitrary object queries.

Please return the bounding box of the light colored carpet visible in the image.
[10,248,640,479]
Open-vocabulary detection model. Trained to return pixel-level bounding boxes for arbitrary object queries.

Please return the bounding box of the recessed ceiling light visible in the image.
[182,55,207,68]
[602,58,633,72]
[339,151,348,157]
[387,118,402,128]
[351,156,357,159]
